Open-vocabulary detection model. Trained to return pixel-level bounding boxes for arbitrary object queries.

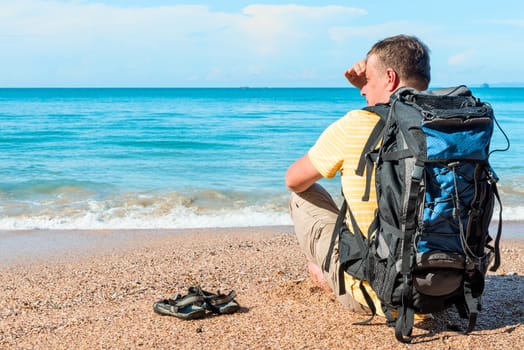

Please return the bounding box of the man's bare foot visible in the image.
[307,262,332,292]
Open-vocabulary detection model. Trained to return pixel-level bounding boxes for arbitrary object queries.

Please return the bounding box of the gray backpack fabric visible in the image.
[325,86,508,343]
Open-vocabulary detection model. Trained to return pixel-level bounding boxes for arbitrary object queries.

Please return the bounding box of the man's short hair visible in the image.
[368,35,431,89]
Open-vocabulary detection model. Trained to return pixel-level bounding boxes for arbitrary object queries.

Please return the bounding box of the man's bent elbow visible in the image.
[286,181,303,193]
[285,168,307,193]
[285,169,318,193]
[285,154,322,193]
[285,172,301,193]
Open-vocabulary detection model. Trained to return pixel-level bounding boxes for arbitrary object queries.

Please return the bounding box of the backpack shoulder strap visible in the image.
[323,199,348,275]
[359,104,389,174]
[324,199,365,277]
[358,104,390,201]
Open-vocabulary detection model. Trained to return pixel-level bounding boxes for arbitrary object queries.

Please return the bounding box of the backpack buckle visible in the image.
[487,170,498,184]
[412,164,424,182]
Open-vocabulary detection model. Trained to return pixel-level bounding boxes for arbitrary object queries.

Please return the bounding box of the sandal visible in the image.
[188,286,240,315]
[153,294,206,320]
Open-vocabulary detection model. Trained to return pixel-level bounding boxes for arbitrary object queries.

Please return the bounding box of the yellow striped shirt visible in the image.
[308,109,384,314]
[308,109,379,233]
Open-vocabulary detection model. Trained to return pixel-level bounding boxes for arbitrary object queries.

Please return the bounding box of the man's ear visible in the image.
[385,68,399,92]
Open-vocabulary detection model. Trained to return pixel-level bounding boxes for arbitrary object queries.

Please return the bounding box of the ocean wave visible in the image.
[1,200,522,231]
[2,207,523,230]
[0,189,293,230]
[0,205,293,230]
[496,206,524,222]
[0,182,522,230]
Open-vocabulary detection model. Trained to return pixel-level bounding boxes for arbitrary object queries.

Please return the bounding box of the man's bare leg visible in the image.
[308,261,332,292]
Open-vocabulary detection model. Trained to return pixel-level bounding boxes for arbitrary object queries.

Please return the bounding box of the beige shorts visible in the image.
[289,183,367,313]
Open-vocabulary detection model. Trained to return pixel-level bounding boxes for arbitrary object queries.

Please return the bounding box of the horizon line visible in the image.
[1,84,523,89]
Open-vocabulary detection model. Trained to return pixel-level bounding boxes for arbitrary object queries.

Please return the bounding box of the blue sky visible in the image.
[1,0,523,87]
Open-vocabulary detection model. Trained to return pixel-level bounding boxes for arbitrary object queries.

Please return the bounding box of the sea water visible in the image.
[0,87,521,230]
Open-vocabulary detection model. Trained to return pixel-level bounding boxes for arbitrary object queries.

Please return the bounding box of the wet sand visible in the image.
[0,226,522,349]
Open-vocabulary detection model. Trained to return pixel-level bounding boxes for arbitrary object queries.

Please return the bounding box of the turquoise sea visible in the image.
[0,87,521,230]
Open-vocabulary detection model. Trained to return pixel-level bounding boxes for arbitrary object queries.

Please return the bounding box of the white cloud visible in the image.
[329,21,439,44]
[238,4,367,56]
[0,2,367,51]
[448,53,466,65]
[243,4,366,20]
[0,1,370,86]
[448,50,475,65]
[1,1,524,86]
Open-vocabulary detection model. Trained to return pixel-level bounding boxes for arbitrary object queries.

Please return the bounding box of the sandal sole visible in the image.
[153,302,206,320]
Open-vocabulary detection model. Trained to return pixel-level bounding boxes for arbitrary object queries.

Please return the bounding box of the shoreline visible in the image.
[0,226,295,267]
[0,222,520,266]
[1,226,523,349]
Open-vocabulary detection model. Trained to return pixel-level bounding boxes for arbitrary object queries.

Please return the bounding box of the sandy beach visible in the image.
[0,226,522,349]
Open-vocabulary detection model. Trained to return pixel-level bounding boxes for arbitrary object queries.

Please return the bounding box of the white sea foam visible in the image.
[0,205,293,230]
[495,206,524,221]
[1,204,522,231]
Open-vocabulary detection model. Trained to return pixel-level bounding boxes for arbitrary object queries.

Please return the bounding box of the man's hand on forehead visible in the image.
[344,59,367,90]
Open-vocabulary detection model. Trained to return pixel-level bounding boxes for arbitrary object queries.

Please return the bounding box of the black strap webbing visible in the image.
[352,280,377,325]
[361,152,379,202]
[324,195,369,273]
[356,117,386,176]
[395,305,415,343]
[455,300,469,319]
[489,183,503,271]
[323,200,347,274]
[393,160,424,344]
[463,279,480,334]
[380,149,413,162]
[356,105,388,201]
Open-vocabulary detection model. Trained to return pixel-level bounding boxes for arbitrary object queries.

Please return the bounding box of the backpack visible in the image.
[325,86,508,343]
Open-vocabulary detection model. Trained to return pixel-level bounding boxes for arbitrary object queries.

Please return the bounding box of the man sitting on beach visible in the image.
[285,35,431,313]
